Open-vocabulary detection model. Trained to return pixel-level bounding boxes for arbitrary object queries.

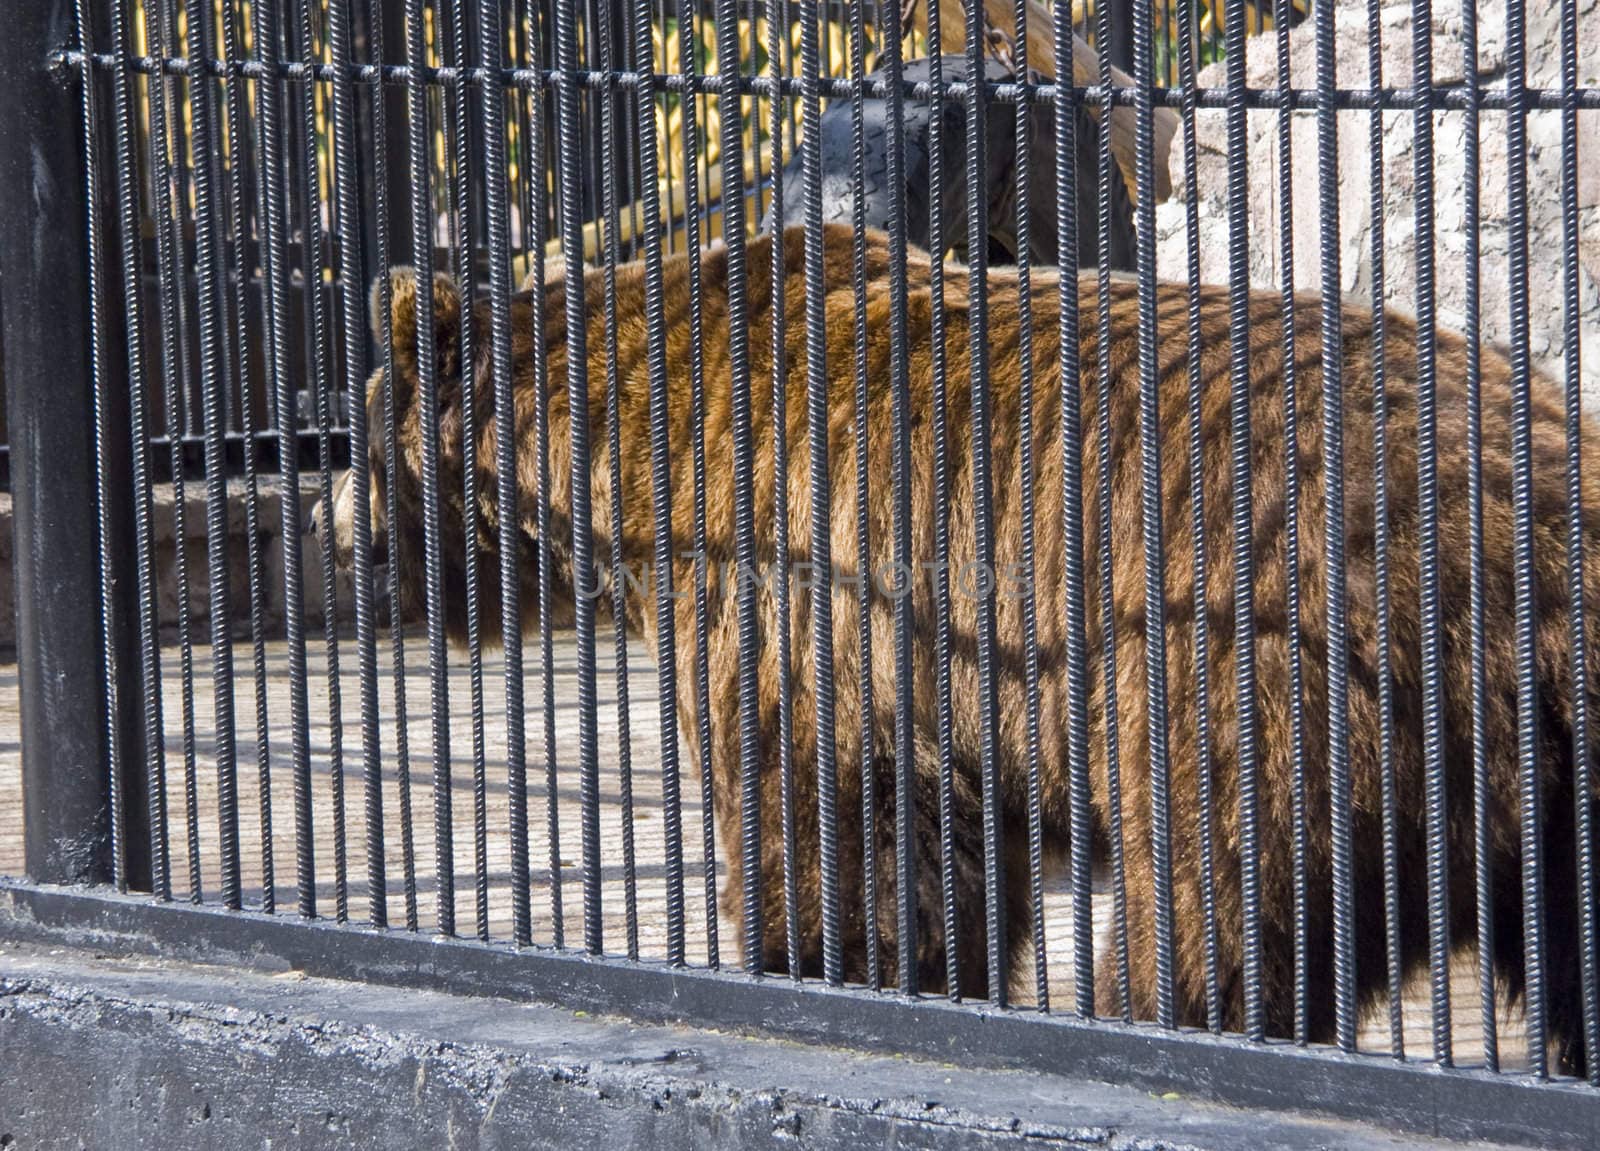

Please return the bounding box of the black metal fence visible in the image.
[0,0,1168,489]
[4,0,1600,1144]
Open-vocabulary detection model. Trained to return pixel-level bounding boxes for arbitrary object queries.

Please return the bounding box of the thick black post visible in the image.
[382,0,415,264]
[1108,0,1135,75]
[0,0,143,887]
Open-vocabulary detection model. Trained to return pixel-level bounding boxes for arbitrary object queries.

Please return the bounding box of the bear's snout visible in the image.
[313,467,387,574]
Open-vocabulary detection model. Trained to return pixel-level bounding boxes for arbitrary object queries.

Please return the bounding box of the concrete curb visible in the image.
[0,941,1536,1150]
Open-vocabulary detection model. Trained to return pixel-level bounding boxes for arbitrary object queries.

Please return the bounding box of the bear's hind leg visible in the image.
[868,728,999,999]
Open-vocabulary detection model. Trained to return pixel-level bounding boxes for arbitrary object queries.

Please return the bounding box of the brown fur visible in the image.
[324,225,1600,1072]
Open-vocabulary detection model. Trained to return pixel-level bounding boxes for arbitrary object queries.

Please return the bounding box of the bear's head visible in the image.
[312,257,585,643]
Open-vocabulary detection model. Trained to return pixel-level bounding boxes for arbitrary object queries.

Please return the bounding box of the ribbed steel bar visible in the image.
[914,0,958,1006]
[473,0,530,948]
[706,0,763,975]
[1366,0,1404,1058]
[403,0,456,937]
[796,0,832,985]
[676,0,719,969]
[629,0,687,966]
[369,0,420,932]
[1013,0,1048,1014]
[551,0,602,954]
[1277,0,1310,1050]
[106,0,160,900]
[1408,0,1452,1067]
[220,0,277,916]
[1054,0,1094,1023]
[597,0,641,959]
[297,0,349,924]
[1173,0,1216,1034]
[521,0,564,951]
[446,0,491,943]
[1094,0,1131,1020]
[70,0,129,894]
[1560,0,1598,1085]
[191,0,244,910]
[879,0,919,998]
[146,0,195,906]
[961,0,1006,1011]
[1131,0,1174,1029]
[1505,0,1547,1074]
[1229,0,1264,1039]
[328,0,387,929]
[1461,0,1497,1074]
[253,0,317,920]
[846,0,881,993]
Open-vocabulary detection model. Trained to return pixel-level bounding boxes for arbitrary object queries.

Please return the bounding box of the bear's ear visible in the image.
[516,248,567,294]
[369,266,465,388]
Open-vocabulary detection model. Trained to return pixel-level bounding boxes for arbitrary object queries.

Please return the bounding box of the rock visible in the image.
[1154,0,1599,407]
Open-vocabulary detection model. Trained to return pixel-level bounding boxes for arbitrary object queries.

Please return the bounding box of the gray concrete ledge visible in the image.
[0,939,1539,1151]
[0,475,355,653]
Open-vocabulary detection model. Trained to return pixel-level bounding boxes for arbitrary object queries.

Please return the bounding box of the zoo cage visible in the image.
[1,0,1597,1145]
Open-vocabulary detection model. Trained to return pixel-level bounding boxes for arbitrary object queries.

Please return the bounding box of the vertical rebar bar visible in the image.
[1366,0,1404,1059]
[630,0,688,966]
[879,0,919,998]
[847,0,882,993]
[1131,0,1174,1028]
[1228,0,1265,1040]
[329,0,387,930]
[1560,0,1598,1085]
[1013,0,1049,1015]
[1505,0,1548,1078]
[1461,0,1497,1074]
[402,0,456,938]
[1096,0,1132,1021]
[297,0,350,925]
[255,0,318,920]
[552,0,603,954]
[1055,0,1094,1024]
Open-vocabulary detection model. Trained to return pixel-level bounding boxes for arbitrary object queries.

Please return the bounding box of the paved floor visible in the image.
[0,634,1534,1070]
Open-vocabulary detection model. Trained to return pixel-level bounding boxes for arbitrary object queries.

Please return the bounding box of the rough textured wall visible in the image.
[0,478,353,652]
[1154,0,1599,405]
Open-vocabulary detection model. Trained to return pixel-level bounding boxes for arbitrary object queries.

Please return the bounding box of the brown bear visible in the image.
[322,223,1599,1074]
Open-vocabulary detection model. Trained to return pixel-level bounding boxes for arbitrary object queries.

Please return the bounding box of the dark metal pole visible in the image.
[0,0,144,888]
[382,0,415,266]
[1108,0,1136,76]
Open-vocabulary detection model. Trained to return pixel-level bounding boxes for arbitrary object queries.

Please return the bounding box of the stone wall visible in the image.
[1153,0,1600,405]
[0,476,356,652]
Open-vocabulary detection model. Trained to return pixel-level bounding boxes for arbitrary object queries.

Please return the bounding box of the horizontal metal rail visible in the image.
[54,51,1600,110]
